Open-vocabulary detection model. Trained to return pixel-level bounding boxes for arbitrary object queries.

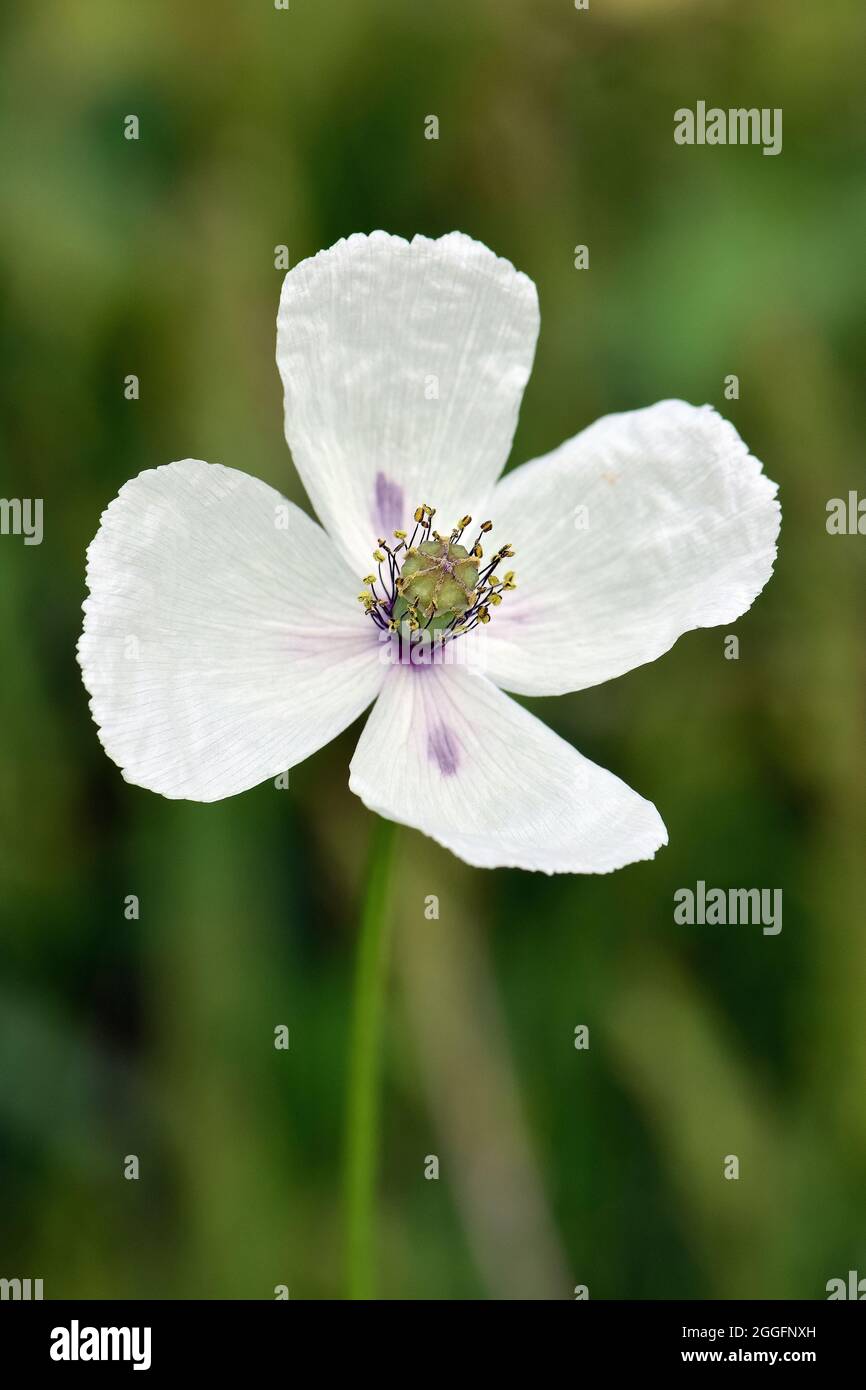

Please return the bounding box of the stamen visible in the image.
[358,502,516,649]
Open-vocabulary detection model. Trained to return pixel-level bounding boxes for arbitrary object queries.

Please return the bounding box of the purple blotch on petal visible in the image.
[373,471,404,534]
[428,723,460,777]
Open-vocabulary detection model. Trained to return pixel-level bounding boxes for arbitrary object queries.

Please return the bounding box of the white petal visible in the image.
[276,231,539,574]
[482,400,781,696]
[349,664,667,874]
[78,460,384,801]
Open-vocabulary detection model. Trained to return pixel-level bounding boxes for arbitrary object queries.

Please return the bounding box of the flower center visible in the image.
[357,505,516,640]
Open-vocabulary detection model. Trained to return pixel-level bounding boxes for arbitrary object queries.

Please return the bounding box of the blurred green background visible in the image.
[1,0,865,1300]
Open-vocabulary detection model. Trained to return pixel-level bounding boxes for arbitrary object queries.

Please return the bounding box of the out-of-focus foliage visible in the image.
[1,0,864,1298]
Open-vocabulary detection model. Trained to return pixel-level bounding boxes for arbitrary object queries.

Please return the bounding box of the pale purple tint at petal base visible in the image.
[373,471,404,534]
[428,723,460,777]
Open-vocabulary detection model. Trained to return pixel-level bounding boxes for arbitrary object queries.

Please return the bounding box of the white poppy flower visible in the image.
[78,231,780,874]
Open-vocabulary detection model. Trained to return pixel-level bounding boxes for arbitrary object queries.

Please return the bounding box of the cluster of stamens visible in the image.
[357,504,516,642]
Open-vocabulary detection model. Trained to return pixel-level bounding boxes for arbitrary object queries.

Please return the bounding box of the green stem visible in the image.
[345,815,398,1299]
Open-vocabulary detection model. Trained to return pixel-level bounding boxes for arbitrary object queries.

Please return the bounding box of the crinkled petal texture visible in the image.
[349,664,667,873]
[78,460,384,801]
[276,231,540,575]
[482,401,781,696]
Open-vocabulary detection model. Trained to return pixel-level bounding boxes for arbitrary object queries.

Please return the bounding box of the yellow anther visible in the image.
[457,515,472,529]
[363,574,376,585]
[489,592,503,606]
[503,579,516,590]
[357,594,369,604]
[472,544,483,559]
[393,529,407,539]
[479,607,491,624]
[414,506,425,523]
[373,550,385,563]
[488,574,501,588]
[387,619,398,632]
[503,571,515,584]
[480,520,493,533]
